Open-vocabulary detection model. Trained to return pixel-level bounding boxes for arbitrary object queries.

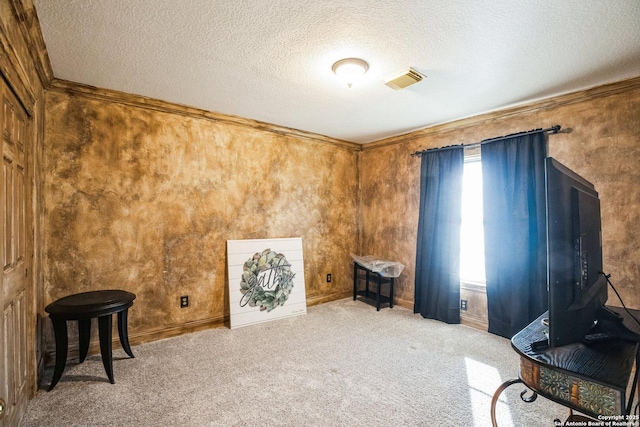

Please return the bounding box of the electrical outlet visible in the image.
[326,273,332,283]
[180,295,189,308]
[460,299,467,311]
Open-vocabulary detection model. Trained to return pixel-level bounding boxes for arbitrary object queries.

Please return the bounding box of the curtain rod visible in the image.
[410,125,561,157]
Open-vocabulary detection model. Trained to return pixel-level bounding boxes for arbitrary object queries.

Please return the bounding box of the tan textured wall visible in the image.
[43,87,359,345]
[460,285,488,330]
[42,76,640,351]
[360,78,640,311]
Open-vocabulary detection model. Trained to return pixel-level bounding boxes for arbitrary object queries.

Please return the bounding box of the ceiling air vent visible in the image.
[384,68,425,90]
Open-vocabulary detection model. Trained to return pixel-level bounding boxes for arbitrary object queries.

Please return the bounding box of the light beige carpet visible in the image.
[22,298,566,426]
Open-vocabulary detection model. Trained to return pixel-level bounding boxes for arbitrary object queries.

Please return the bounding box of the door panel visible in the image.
[0,77,29,427]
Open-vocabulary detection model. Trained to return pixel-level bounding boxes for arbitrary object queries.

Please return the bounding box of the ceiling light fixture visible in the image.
[332,58,369,88]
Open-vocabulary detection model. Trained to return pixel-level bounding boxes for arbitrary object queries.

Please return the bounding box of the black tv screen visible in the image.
[545,157,607,347]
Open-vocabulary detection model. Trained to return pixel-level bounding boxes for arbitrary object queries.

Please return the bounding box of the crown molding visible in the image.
[48,78,362,151]
[363,76,640,151]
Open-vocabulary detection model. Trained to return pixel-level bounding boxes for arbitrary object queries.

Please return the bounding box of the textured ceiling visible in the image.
[33,0,640,143]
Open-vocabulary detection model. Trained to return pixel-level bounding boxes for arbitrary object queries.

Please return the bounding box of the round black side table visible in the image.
[45,290,136,391]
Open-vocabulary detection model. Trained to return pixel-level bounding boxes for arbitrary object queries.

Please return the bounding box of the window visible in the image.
[460,151,486,285]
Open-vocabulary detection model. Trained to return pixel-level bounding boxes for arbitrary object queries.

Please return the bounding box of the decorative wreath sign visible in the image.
[239,248,296,312]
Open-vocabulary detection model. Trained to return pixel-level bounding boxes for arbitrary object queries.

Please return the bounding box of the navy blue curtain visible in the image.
[481,133,548,338]
[414,147,464,323]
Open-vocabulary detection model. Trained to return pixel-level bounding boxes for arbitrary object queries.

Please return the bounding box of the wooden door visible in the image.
[0,77,29,427]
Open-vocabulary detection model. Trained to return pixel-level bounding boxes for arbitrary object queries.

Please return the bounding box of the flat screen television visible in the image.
[545,157,609,348]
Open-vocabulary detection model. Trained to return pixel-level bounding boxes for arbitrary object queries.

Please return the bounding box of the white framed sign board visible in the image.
[227,237,307,329]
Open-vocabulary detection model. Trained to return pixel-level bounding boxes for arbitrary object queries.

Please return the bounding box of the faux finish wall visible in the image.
[42,76,640,354]
[43,84,360,346]
[360,78,640,311]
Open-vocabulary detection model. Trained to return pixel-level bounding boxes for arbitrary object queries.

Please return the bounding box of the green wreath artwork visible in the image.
[239,248,296,312]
